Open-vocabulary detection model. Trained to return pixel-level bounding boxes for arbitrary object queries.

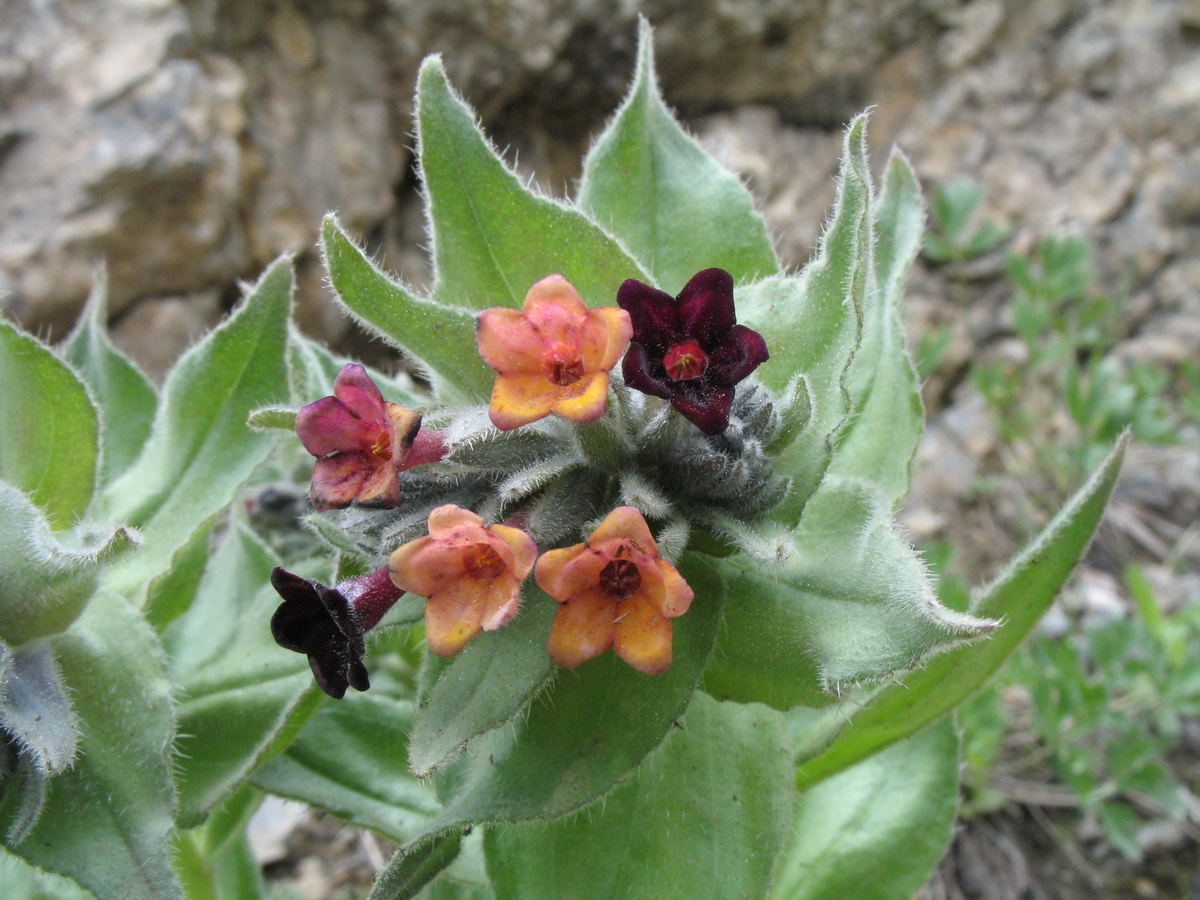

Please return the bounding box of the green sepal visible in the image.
[0,322,99,528]
[61,268,158,485]
[486,692,792,900]
[793,434,1128,787]
[578,17,778,288]
[417,56,649,312]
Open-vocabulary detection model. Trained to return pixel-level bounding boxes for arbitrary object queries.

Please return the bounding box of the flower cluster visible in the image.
[273,268,771,696]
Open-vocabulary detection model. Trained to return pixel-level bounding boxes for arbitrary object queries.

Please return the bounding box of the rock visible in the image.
[110,290,222,379]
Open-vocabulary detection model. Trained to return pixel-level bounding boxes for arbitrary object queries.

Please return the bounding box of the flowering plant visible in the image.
[0,21,1125,900]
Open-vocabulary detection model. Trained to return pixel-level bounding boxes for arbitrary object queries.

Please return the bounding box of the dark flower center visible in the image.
[544,343,585,386]
[464,543,506,580]
[663,341,708,381]
[599,558,642,600]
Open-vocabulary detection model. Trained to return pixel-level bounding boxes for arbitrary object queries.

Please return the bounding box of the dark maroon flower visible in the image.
[270,566,404,698]
[295,364,447,511]
[617,268,769,435]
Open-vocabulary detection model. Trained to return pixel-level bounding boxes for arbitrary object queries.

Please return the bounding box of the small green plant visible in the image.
[959,566,1200,861]
[923,178,1010,265]
[971,234,1178,494]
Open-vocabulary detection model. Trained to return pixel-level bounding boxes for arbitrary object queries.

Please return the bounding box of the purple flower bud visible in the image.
[617,268,769,435]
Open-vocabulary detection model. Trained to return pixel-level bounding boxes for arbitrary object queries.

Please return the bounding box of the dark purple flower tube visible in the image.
[269,566,404,698]
[617,268,769,435]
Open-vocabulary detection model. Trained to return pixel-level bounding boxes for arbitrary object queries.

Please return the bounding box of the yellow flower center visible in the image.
[370,427,393,461]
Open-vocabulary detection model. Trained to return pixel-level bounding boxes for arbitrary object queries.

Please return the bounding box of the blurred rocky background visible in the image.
[3,1,1198,897]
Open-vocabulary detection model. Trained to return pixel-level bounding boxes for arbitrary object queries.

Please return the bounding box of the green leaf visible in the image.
[738,115,872,520]
[0,643,78,781]
[417,57,649,312]
[0,482,137,646]
[770,718,959,900]
[793,434,1128,787]
[577,18,777,288]
[246,406,296,433]
[486,692,792,900]
[254,694,439,842]
[100,258,293,600]
[286,326,426,410]
[0,323,99,528]
[62,269,157,484]
[371,557,724,900]
[163,520,312,826]
[5,591,181,900]
[320,218,490,403]
[827,148,925,504]
[703,475,993,709]
[174,786,267,900]
[374,833,463,900]
[0,849,94,900]
[407,590,557,778]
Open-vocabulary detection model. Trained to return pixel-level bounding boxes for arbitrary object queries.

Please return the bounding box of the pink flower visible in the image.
[389,505,538,657]
[295,364,446,511]
[476,276,632,430]
[535,506,694,675]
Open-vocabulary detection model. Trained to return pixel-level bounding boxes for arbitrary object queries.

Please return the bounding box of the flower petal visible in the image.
[425,579,489,657]
[536,545,607,601]
[333,364,388,423]
[489,374,557,430]
[389,535,459,598]
[656,559,694,618]
[354,460,401,509]
[295,396,379,458]
[588,506,658,556]
[579,307,633,372]
[676,268,736,348]
[621,342,673,400]
[489,524,539,579]
[427,504,487,537]
[385,403,422,456]
[523,275,591,342]
[550,372,610,424]
[479,574,522,631]
[477,307,545,375]
[707,324,770,385]
[547,590,617,669]
[616,279,679,348]
[309,453,374,511]
[671,383,735,436]
[613,597,673,675]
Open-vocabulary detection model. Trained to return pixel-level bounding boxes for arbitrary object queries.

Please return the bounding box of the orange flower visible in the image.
[389,505,537,657]
[535,506,694,675]
[476,275,632,430]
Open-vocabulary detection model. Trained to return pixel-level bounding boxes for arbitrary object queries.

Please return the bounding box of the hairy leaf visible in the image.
[703,475,993,709]
[0,323,98,528]
[827,148,925,504]
[772,718,959,900]
[62,269,157,484]
[578,18,778,288]
[417,57,648,312]
[101,259,293,600]
[321,217,488,403]
[738,115,872,520]
[793,434,1127,786]
[486,692,792,900]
